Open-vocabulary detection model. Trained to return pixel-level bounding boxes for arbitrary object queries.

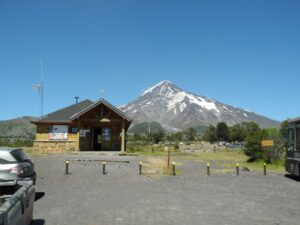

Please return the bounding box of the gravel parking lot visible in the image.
[32,153,300,225]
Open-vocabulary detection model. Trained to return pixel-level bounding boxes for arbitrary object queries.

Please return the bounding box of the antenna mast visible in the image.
[33,57,44,117]
[75,96,79,103]
[40,57,44,117]
[99,88,104,99]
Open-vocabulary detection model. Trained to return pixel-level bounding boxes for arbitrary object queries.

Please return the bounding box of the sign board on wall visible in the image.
[49,125,68,140]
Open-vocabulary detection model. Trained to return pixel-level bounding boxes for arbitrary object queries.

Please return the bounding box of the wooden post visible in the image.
[121,119,125,152]
[76,120,80,151]
[167,150,171,169]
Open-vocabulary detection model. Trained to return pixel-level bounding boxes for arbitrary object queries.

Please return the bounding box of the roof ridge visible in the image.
[70,98,132,122]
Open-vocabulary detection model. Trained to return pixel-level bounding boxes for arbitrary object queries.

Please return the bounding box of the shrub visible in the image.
[244,132,263,160]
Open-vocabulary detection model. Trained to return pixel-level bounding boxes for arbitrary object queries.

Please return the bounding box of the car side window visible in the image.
[0,152,16,163]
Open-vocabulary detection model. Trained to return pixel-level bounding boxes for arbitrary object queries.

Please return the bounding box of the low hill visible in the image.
[128,121,165,134]
[0,116,37,138]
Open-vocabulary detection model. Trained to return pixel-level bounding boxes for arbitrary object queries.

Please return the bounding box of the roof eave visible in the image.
[32,120,73,125]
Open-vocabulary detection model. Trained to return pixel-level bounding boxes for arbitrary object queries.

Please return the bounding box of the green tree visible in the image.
[241,122,261,136]
[152,131,165,144]
[185,127,197,142]
[244,131,264,160]
[167,131,184,142]
[216,122,229,142]
[203,125,217,143]
[280,120,289,146]
[132,133,141,141]
[264,128,279,139]
[229,124,246,142]
[269,136,286,161]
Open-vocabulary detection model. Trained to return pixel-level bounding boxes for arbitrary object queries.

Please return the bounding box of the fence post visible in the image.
[167,149,171,169]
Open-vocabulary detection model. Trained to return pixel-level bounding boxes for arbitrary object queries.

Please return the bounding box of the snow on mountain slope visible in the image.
[119,80,280,131]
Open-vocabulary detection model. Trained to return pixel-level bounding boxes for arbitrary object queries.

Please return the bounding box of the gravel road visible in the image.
[32,153,300,225]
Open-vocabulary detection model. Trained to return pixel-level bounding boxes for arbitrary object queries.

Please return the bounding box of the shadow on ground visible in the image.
[31,219,46,225]
[35,192,45,202]
[285,174,300,182]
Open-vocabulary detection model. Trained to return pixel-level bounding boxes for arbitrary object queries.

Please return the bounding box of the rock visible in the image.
[241,167,250,172]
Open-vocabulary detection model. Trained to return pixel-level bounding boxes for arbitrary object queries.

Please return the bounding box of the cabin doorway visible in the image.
[93,128,102,151]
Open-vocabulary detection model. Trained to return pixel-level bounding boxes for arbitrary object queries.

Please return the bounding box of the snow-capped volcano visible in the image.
[119,80,279,131]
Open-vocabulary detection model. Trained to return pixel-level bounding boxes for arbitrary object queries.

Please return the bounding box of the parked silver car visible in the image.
[0,147,36,183]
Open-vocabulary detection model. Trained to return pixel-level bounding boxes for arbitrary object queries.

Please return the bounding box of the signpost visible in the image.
[165,146,175,169]
[261,140,274,165]
[261,140,274,147]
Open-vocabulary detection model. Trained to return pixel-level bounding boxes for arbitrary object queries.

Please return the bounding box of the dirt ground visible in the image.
[31,152,300,225]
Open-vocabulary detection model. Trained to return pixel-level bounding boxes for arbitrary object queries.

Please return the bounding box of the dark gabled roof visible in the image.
[34,99,94,123]
[71,98,132,122]
[288,117,300,123]
[32,98,132,124]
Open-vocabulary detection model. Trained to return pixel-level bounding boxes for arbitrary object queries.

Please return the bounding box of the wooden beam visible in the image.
[76,120,80,151]
[80,118,122,123]
[121,119,125,152]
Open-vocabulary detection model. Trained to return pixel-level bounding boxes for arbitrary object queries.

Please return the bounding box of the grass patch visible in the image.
[127,144,165,153]
[178,149,285,173]
[242,160,284,173]
[141,157,182,177]
[179,149,247,162]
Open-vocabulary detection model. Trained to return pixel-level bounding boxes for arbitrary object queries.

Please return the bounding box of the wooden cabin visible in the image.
[32,99,132,153]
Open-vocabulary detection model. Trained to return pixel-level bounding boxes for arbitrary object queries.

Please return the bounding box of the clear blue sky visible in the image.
[0,0,299,121]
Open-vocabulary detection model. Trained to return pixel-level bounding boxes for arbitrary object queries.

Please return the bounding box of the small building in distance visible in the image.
[31,99,131,153]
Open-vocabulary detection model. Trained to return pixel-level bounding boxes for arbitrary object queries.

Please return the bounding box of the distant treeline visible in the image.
[0,136,34,147]
[128,120,289,163]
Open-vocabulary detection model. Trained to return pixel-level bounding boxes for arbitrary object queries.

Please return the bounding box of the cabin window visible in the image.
[71,128,78,134]
[102,128,111,141]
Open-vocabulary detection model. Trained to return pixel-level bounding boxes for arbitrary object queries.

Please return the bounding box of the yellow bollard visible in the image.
[172,162,176,176]
[139,162,142,175]
[102,161,106,175]
[207,163,210,176]
[263,163,267,176]
[65,160,70,174]
[236,163,239,176]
